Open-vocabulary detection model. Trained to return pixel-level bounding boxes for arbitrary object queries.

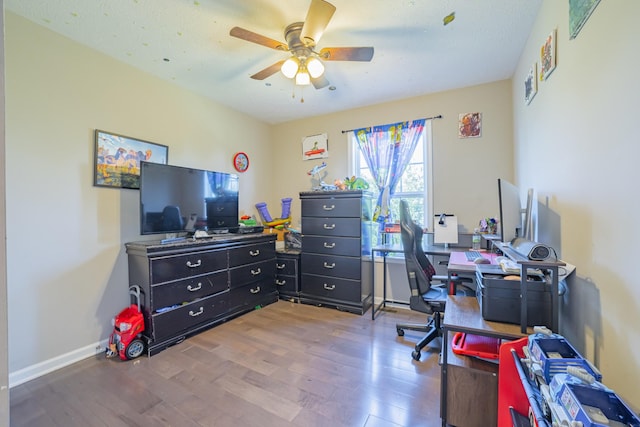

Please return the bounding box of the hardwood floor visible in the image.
[10,301,444,427]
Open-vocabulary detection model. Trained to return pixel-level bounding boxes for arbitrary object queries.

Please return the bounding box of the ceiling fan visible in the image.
[230,0,374,89]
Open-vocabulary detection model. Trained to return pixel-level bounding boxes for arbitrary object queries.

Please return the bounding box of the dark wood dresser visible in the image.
[299,190,373,314]
[125,233,277,356]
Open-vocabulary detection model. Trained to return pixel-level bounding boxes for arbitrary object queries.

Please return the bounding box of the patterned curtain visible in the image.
[354,119,425,226]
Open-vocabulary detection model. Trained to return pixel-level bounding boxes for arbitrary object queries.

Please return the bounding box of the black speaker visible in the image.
[510,237,552,261]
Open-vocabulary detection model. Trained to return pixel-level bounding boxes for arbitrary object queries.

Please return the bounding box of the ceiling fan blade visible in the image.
[311,75,330,89]
[300,0,336,47]
[230,27,288,51]
[319,47,374,61]
[250,60,286,80]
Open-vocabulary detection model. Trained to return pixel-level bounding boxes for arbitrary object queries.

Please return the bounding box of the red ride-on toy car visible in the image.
[106,285,146,360]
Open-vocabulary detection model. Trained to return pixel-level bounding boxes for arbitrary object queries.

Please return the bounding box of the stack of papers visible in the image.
[496,256,520,274]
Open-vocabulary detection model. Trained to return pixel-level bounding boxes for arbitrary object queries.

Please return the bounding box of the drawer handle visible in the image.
[323,262,335,269]
[323,284,336,291]
[276,279,286,286]
[186,260,202,268]
[251,268,262,276]
[322,204,335,210]
[187,283,202,292]
[250,250,260,256]
[323,224,336,230]
[250,286,261,294]
[323,242,336,249]
[276,263,286,269]
[189,307,204,317]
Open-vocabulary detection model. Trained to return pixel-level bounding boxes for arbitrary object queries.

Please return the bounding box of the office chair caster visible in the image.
[396,328,405,337]
[412,349,421,361]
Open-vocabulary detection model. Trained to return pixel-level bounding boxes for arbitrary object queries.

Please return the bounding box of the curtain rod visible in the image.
[340,115,443,134]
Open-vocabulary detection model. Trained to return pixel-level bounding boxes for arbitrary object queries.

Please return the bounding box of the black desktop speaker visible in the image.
[510,237,553,261]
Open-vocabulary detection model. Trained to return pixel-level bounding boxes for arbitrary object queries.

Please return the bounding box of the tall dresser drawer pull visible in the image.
[323,242,336,248]
[323,262,335,269]
[276,263,286,269]
[323,224,336,230]
[322,204,335,210]
[251,268,262,276]
[249,250,260,256]
[187,283,202,292]
[186,260,202,268]
[189,307,204,317]
[276,279,287,286]
[250,286,261,294]
[323,284,336,291]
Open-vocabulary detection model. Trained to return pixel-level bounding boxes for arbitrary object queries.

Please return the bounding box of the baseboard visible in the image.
[9,338,108,388]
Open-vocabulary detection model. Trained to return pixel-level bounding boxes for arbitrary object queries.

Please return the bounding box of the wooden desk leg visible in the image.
[440,327,449,427]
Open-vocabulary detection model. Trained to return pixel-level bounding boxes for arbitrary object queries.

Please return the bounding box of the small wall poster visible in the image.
[458,113,482,138]
[540,29,557,81]
[525,63,538,105]
[302,133,329,160]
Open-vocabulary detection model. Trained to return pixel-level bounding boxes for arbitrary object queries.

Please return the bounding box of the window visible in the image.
[349,122,433,246]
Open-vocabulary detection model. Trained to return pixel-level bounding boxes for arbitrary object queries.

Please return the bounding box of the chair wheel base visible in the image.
[412,350,421,361]
[396,328,404,337]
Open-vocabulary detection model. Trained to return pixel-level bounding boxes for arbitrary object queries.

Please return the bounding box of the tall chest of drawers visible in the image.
[299,190,373,314]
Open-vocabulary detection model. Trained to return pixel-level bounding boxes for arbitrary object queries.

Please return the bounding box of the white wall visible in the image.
[4,13,273,383]
[513,1,640,407]
[271,79,515,232]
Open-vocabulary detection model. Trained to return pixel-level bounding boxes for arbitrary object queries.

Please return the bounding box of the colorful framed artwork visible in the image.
[540,29,557,81]
[302,133,329,160]
[233,152,249,173]
[569,0,601,40]
[525,63,538,105]
[94,129,168,189]
[458,112,482,138]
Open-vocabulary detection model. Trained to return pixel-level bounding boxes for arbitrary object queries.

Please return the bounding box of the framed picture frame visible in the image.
[540,29,557,81]
[94,129,168,189]
[569,0,601,40]
[302,133,329,160]
[458,112,482,138]
[525,63,538,105]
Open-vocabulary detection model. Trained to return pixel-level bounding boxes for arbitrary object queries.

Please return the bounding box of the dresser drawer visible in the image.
[151,270,228,310]
[301,197,361,217]
[301,253,361,280]
[229,242,275,267]
[229,259,276,288]
[227,279,277,313]
[150,249,227,284]
[300,274,362,302]
[151,292,227,341]
[302,217,361,237]
[301,235,361,256]
[275,274,298,294]
[276,258,297,276]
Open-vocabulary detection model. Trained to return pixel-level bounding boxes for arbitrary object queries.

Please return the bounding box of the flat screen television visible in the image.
[139,161,239,236]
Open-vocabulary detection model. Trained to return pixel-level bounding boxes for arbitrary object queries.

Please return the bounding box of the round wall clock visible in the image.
[233,152,249,173]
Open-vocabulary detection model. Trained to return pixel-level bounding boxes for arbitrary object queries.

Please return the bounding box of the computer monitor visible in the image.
[497,178,523,243]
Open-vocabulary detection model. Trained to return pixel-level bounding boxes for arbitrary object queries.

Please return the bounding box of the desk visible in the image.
[370,243,453,320]
[440,296,532,427]
[446,250,497,295]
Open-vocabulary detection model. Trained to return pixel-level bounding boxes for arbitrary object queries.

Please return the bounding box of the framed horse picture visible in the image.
[94,129,168,189]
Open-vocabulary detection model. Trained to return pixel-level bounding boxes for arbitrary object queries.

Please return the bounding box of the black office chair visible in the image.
[395,200,474,361]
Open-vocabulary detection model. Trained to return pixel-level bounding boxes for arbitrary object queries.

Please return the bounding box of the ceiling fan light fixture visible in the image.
[295,70,311,85]
[307,57,325,78]
[281,58,299,78]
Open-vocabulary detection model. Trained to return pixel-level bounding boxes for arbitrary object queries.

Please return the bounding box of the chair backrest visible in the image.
[399,200,437,297]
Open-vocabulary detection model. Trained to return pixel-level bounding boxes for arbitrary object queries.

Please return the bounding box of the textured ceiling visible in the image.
[6,0,542,124]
